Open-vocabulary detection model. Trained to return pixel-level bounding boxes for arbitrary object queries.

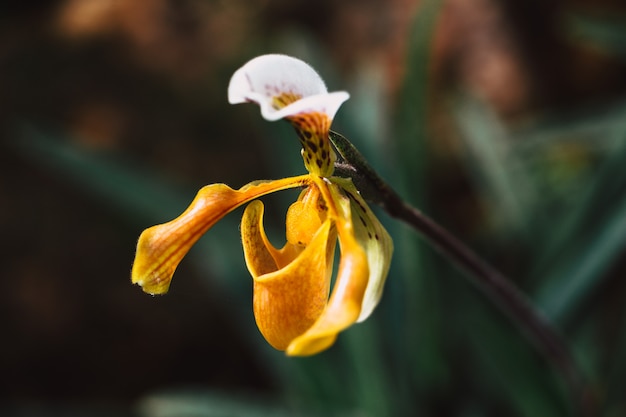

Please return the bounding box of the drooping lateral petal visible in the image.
[131,175,310,295]
[243,200,336,351]
[228,54,349,122]
[286,181,369,356]
[333,178,393,322]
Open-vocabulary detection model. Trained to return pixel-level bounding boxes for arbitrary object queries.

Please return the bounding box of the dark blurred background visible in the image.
[2,1,626,416]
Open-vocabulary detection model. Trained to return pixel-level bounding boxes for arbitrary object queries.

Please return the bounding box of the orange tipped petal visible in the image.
[286,183,369,356]
[242,199,336,351]
[131,176,309,295]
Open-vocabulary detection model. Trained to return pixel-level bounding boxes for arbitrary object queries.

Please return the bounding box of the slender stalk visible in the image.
[330,131,594,416]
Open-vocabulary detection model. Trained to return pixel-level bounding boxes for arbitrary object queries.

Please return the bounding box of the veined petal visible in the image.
[333,178,393,322]
[242,200,336,350]
[286,181,369,356]
[228,54,349,122]
[229,54,327,103]
[131,175,310,295]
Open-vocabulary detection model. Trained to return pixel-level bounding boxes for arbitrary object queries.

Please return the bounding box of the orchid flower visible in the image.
[131,54,393,356]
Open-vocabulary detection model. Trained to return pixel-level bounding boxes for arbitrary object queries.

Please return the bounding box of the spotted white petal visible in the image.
[228,54,349,121]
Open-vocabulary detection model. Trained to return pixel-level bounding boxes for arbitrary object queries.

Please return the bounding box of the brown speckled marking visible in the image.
[345,190,377,241]
[289,112,335,177]
[271,91,302,110]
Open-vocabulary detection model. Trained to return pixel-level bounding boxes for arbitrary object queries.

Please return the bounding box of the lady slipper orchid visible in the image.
[131,54,393,356]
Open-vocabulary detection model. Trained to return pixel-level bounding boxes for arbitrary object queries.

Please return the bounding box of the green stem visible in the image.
[330,130,595,416]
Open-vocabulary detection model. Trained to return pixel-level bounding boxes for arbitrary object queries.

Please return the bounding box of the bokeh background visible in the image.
[2,0,626,416]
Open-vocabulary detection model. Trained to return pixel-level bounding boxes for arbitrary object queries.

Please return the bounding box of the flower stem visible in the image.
[330,131,595,416]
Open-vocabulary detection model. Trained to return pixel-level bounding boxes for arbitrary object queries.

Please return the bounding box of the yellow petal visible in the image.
[240,200,280,277]
[131,176,309,295]
[285,186,325,247]
[286,182,369,356]
[242,199,336,350]
[332,177,393,322]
